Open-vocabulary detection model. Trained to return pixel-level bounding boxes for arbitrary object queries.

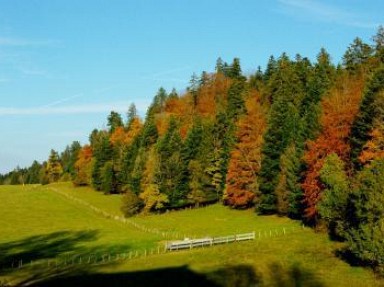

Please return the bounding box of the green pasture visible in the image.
[0,183,382,286]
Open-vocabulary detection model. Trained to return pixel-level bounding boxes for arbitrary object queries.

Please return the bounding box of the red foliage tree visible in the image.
[302,75,364,221]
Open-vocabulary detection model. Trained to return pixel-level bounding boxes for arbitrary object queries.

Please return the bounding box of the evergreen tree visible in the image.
[350,65,384,169]
[107,111,124,133]
[258,53,307,214]
[147,87,167,116]
[25,160,43,184]
[345,159,384,272]
[227,80,246,120]
[121,136,142,193]
[343,37,373,72]
[127,103,137,127]
[264,55,277,82]
[373,25,384,62]
[215,57,225,74]
[189,72,199,108]
[156,117,186,207]
[101,161,115,194]
[229,58,242,79]
[318,153,350,239]
[46,149,63,183]
[60,141,81,179]
[168,88,179,100]
[90,130,113,190]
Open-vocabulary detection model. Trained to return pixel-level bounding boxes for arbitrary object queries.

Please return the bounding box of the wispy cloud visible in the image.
[0,100,151,116]
[142,65,192,84]
[0,37,59,47]
[277,0,380,29]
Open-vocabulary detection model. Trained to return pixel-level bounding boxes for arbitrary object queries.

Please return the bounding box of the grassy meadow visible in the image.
[0,183,382,286]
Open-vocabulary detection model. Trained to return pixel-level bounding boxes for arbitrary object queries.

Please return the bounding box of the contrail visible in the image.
[40,93,83,108]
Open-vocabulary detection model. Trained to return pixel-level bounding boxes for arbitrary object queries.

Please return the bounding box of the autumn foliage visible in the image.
[224,93,266,208]
[74,145,93,186]
[302,75,364,221]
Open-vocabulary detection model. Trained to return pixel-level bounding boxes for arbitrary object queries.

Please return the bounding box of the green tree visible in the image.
[318,153,350,239]
[227,81,246,120]
[229,58,243,79]
[60,141,81,179]
[46,149,63,183]
[345,159,384,272]
[187,160,206,207]
[156,117,186,206]
[25,160,42,184]
[121,189,143,217]
[139,183,169,213]
[90,130,113,191]
[258,53,309,214]
[350,65,384,169]
[264,55,277,83]
[342,37,373,72]
[101,161,115,194]
[127,103,138,127]
[373,25,384,61]
[107,111,124,133]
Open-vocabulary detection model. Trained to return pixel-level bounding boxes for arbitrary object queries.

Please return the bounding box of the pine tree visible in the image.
[257,53,309,214]
[342,37,373,72]
[345,159,384,271]
[90,130,113,191]
[156,117,186,207]
[46,149,63,183]
[227,80,246,120]
[107,111,124,133]
[350,65,384,169]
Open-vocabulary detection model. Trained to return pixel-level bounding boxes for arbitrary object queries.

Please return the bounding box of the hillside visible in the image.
[1,28,384,275]
[0,183,382,287]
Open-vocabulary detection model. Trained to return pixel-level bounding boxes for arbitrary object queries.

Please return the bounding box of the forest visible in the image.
[2,27,384,273]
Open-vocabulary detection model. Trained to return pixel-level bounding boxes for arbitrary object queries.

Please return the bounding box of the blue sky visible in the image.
[0,0,382,173]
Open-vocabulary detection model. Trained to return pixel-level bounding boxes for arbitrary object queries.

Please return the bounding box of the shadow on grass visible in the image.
[0,231,325,287]
[0,230,131,286]
[0,230,98,269]
[24,262,324,287]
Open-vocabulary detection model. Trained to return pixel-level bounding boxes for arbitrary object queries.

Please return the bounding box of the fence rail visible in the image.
[166,232,256,251]
[0,226,305,273]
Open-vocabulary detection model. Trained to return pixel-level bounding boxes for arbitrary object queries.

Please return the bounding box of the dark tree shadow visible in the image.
[24,262,325,287]
[0,231,326,287]
[0,230,131,286]
[267,262,325,287]
[0,230,99,270]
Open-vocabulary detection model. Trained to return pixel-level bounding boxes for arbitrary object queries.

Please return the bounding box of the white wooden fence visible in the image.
[166,232,256,251]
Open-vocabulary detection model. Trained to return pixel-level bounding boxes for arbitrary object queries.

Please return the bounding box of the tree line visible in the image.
[2,27,384,273]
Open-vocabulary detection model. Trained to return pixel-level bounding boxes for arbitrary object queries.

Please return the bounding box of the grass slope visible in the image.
[0,183,382,286]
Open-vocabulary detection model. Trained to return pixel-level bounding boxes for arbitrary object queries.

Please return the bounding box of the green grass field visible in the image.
[0,183,382,286]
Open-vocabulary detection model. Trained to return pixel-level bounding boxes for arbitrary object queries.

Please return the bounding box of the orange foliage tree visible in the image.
[302,75,364,222]
[359,123,384,165]
[74,145,93,186]
[224,92,266,208]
